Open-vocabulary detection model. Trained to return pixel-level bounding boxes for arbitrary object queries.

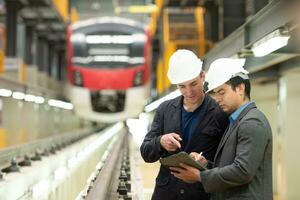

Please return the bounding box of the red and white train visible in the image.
[66,17,151,123]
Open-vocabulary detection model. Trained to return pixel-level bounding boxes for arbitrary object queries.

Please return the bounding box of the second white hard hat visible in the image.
[168,49,203,84]
[206,58,248,92]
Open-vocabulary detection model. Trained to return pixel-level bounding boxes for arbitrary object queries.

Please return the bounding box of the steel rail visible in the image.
[85,129,127,200]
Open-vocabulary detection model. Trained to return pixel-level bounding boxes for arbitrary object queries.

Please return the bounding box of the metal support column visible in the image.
[5,0,22,57]
[47,41,54,76]
[37,34,47,72]
[24,23,35,65]
[204,1,219,42]
[57,45,66,81]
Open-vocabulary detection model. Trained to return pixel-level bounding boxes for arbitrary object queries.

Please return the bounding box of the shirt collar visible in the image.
[229,101,253,124]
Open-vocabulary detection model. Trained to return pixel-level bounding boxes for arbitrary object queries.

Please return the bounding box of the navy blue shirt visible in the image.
[181,100,206,149]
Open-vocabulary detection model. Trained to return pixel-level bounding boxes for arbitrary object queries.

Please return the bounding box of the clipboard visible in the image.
[160,151,207,170]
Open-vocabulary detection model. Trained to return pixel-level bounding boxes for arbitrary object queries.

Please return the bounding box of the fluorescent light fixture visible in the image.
[128,4,157,13]
[35,96,45,104]
[24,94,36,102]
[115,4,157,14]
[12,91,25,100]
[145,90,181,112]
[48,99,74,110]
[0,89,12,97]
[252,29,290,57]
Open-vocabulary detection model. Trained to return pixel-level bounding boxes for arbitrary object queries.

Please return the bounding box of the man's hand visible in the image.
[170,163,201,183]
[160,133,182,151]
[190,152,208,167]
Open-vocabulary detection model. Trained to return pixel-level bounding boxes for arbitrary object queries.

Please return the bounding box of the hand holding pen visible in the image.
[190,151,208,168]
[160,133,182,152]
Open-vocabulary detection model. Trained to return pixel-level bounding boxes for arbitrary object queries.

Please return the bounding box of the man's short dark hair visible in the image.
[226,76,251,99]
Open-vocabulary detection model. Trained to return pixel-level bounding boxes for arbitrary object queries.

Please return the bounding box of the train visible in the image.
[66,17,151,123]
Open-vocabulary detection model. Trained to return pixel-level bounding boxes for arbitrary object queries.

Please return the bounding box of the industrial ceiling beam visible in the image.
[203,0,300,73]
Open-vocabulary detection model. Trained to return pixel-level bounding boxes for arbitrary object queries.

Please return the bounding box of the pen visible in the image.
[197,152,203,161]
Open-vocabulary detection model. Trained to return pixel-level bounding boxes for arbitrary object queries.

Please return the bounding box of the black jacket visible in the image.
[140,95,228,200]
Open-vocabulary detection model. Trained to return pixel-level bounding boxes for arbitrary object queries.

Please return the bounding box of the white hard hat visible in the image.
[168,49,203,84]
[206,58,248,92]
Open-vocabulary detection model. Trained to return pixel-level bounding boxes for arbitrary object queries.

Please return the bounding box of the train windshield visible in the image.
[71,33,146,68]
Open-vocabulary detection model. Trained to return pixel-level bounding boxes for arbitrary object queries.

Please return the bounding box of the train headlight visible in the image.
[133,71,143,86]
[73,70,83,86]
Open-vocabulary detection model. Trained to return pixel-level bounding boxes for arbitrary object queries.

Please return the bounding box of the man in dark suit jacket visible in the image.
[140,50,228,200]
[171,58,273,200]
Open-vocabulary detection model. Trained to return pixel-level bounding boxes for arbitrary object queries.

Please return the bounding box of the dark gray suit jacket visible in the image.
[201,102,273,200]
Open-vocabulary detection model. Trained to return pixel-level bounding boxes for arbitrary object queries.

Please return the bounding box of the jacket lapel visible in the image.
[214,102,257,160]
[170,96,182,138]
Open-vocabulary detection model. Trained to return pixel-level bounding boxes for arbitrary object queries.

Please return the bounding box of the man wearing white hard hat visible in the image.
[171,58,273,200]
[140,50,228,200]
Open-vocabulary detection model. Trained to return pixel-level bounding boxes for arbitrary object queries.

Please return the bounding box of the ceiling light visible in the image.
[24,94,36,102]
[0,89,12,97]
[251,28,290,57]
[115,5,157,14]
[48,99,74,110]
[12,91,25,100]
[35,96,45,104]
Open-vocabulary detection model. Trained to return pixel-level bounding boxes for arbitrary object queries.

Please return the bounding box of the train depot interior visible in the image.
[0,0,300,199]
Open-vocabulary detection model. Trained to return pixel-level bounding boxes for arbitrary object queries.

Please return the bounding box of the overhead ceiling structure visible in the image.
[149,0,218,95]
[5,0,68,57]
[71,0,114,19]
[19,0,67,37]
[71,0,150,21]
[202,0,300,83]
[160,0,211,37]
[162,0,205,7]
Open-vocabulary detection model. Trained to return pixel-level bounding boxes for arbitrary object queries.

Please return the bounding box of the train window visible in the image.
[129,42,144,57]
[88,44,129,56]
[88,47,129,56]
[72,34,145,68]
[72,41,87,57]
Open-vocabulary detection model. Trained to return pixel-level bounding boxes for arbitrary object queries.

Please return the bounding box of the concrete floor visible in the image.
[139,160,160,200]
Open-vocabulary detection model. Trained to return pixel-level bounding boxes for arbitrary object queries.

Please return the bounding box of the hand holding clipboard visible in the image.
[160,151,207,170]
